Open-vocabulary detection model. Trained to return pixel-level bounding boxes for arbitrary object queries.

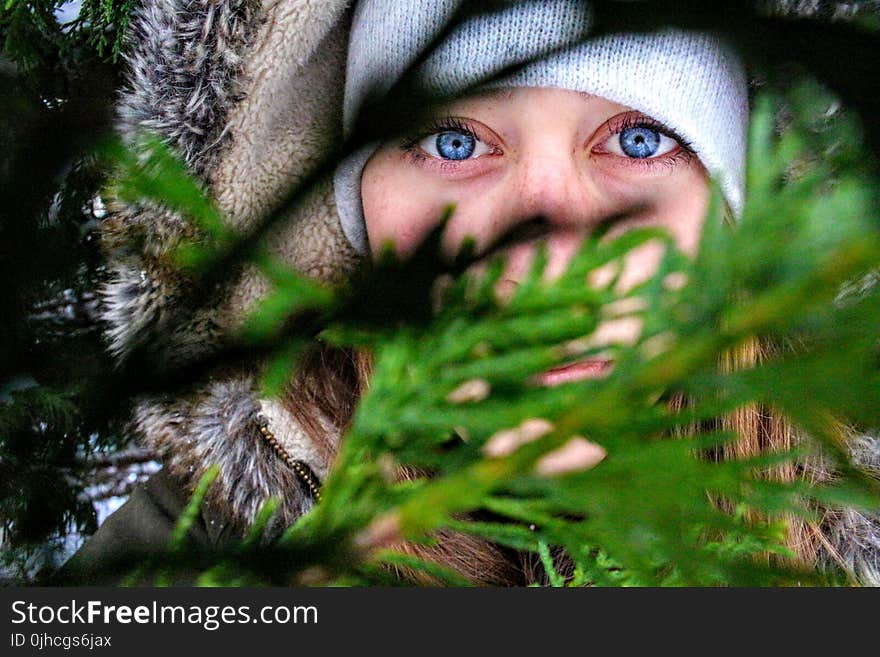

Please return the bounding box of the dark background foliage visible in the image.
[1,0,143,581]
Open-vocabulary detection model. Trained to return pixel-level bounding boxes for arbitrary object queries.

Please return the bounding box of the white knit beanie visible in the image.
[334,0,748,254]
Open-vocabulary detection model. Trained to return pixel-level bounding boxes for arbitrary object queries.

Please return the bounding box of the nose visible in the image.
[486,140,626,255]
[480,140,634,288]
[441,151,600,262]
[510,153,588,230]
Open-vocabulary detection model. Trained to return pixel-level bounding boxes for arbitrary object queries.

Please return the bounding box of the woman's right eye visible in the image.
[418,130,493,161]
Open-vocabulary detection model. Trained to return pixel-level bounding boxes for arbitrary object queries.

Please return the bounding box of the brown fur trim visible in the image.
[118,0,262,175]
[133,376,315,537]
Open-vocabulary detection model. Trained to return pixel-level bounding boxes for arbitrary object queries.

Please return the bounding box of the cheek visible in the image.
[654,169,711,256]
[599,164,710,255]
[361,151,451,258]
[361,150,506,259]
[594,165,710,292]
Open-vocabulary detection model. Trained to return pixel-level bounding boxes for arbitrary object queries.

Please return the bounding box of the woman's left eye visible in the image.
[603,125,679,159]
[419,130,493,161]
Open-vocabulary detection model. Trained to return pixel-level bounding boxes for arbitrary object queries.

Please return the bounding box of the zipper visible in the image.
[258,424,322,501]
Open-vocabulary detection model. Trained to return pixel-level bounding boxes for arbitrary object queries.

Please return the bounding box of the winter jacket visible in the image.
[68,0,359,582]
[67,0,880,586]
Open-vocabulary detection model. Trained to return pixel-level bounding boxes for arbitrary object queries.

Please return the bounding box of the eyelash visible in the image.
[596,113,696,170]
[401,116,499,166]
[401,116,476,148]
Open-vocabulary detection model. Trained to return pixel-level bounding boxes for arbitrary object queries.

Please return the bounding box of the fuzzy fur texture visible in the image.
[118,0,260,175]
[817,432,880,585]
[100,0,880,584]
[134,377,316,536]
[100,203,228,365]
[102,0,356,533]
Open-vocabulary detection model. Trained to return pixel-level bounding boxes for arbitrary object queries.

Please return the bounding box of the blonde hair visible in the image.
[712,339,819,569]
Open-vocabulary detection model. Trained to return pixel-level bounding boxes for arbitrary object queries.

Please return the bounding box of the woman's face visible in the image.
[361,87,710,295]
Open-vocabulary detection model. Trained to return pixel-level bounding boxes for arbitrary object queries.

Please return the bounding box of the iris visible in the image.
[436,131,476,160]
[619,126,661,159]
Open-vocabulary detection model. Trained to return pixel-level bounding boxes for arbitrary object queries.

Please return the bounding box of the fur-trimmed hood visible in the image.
[100,0,880,584]
[102,0,358,534]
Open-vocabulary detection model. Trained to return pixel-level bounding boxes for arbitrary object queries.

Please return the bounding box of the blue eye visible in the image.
[417,127,492,161]
[619,127,661,158]
[436,131,476,160]
[603,122,679,160]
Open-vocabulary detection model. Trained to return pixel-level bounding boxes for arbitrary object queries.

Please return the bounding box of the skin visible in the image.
[361,87,711,295]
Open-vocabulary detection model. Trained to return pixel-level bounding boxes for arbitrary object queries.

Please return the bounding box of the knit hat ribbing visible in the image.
[335,0,748,254]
